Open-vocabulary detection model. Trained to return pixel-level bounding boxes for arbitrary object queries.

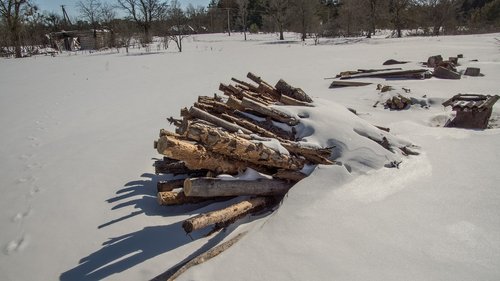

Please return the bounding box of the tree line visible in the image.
[1,0,499,57]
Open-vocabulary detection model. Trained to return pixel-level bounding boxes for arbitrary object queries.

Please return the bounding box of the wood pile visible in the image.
[153,72,334,235]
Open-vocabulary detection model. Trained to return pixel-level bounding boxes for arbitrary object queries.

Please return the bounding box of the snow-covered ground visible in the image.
[1,32,499,281]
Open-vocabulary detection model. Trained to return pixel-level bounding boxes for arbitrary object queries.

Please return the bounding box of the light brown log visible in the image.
[156,135,250,174]
[188,106,252,134]
[241,97,299,126]
[157,179,185,192]
[232,77,260,92]
[182,121,304,170]
[226,96,246,111]
[275,79,313,103]
[182,197,271,233]
[279,94,314,107]
[247,72,281,100]
[162,232,247,281]
[157,191,206,206]
[220,113,287,140]
[154,159,208,176]
[184,178,293,197]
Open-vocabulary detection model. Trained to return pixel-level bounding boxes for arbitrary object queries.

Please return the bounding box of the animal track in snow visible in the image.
[3,235,29,255]
[11,208,32,222]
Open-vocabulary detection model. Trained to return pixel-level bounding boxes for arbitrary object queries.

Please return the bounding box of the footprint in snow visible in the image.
[3,235,30,255]
[11,208,32,222]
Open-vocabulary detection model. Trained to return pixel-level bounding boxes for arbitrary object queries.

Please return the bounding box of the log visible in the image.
[157,179,185,192]
[182,121,305,170]
[382,59,408,65]
[275,79,313,103]
[188,106,252,134]
[157,191,206,206]
[154,159,208,176]
[182,197,271,233]
[273,169,308,182]
[247,72,281,100]
[433,66,461,80]
[340,69,429,80]
[184,178,293,197]
[279,94,314,107]
[232,77,259,92]
[163,232,247,281]
[220,113,294,141]
[281,142,334,164]
[157,135,250,174]
[241,97,300,126]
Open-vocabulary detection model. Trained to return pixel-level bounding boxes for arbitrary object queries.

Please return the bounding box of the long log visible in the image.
[232,77,259,92]
[182,197,271,233]
[273,169,308,182]
[188,106,252,134]
[163,232,247,281]
[157,134,250,174]
[184,178,293,197]
[182,121,304,170]
[247,72,281,101]
[279,94,314,107]
[241,97,300,126]
[220,113,289,140]
[275,79,313,103]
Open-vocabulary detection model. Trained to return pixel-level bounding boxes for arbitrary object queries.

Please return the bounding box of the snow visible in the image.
[1,32,500,281]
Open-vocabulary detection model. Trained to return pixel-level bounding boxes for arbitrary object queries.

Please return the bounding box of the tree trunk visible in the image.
[241,97,299,126]
[184,178,292,197]
[182,197,271,233]
[156,135,251,174]
[181,121,304,170]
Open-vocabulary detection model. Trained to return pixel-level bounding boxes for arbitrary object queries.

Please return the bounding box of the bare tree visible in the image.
[291,0,320,41]
[237,0,248,40]
[267,0,290,40]
[168,0,188,52]
[0,0,33,57]
[116,0,168,43]
[389,0,410,37]
[77,0,102,29]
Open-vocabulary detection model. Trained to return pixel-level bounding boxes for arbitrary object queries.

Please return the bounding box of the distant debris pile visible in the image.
[153,73,334,236]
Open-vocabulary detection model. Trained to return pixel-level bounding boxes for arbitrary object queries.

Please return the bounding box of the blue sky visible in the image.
[35,0,211,17]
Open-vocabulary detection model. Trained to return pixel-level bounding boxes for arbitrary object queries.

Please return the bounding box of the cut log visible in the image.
[182,197,271,233]
[226,96,246,111]
[241,97,300,126]
[340,69,429,80]
[247,72,281,100]
[220,113,294,141]
[232,77,260,92]
[157,191,206,206]
[156,135,250,174]
[162,232,247,281]
[188,106,252,134]
[275,79,313,103]
[157,179,185,192]
[427,55,443,67]
[181,121,304,169]
[184,178,293,197]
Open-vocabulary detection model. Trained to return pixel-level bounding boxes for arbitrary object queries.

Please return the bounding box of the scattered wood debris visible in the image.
[328,81,372,88]
[443,94,500,129]
[383,59,409,65]
[385,94,413,110]
[154,72,334,238]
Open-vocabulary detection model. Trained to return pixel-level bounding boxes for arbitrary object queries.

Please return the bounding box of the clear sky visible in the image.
[35,0,211,18]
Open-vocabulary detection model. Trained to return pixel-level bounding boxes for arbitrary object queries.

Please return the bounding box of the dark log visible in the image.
[427,55,443,67]
[184,178,293,197]
[340,69,429,80]
[154,159,208,176]
[433,66,461,80]
[162,232,248,281]
[275,79,313,103]
[182,197,271,233]
[329,81,372,88]
[273,169,308,182]
[281,142,334,164]
[464,67,481,77]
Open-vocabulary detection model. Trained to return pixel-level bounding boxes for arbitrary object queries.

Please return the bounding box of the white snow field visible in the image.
[1,32,500,281]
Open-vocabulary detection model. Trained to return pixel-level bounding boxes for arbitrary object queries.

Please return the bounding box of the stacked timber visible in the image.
[154,72,334,235]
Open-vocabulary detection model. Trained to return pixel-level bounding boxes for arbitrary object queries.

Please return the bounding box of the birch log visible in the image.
[182,197,271,233]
